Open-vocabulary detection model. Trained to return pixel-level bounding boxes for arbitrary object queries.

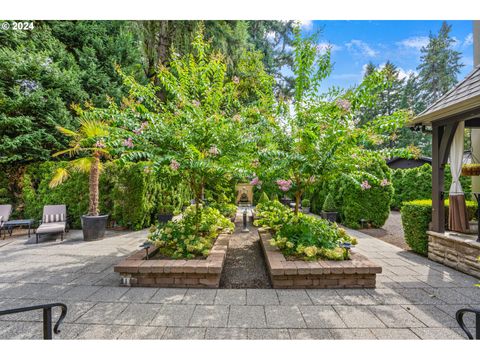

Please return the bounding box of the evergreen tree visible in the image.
[0,25,87,166]
[363,61,377,78]
[417,21,464,107]
[47,21,144,107]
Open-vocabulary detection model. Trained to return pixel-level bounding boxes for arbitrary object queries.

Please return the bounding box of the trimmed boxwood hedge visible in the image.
[391,164,472,209]
[400,199,477,256]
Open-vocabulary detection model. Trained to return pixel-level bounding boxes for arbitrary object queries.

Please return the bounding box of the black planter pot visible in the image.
[158,214,174,223]
[321,211,338,223]
[81,214,109,241]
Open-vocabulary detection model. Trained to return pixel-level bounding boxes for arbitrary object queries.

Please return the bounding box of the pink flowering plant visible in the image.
[114,26,275,240]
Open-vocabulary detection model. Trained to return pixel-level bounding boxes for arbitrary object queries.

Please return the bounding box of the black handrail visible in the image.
[0,303,67,340]
[456,308,480,340]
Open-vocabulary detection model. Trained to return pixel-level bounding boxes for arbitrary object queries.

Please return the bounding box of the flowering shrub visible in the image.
[360,180,371,190]
[270,215,355,261]
[254,200,356,260]
[276,179,292,192]
[149,205,234,259]
[253,199,295,231]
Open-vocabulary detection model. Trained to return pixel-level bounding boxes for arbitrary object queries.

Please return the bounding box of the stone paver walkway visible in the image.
[0,225,479,339]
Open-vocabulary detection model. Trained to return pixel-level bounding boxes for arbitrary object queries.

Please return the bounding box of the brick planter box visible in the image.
[114,233,230,288]
[258,228,381,288]
[427,231,480,278]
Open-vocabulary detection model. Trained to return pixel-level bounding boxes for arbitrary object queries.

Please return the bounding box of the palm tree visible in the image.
[49,118,111,216]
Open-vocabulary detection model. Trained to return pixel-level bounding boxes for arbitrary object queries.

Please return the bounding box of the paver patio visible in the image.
[0,226,478,339]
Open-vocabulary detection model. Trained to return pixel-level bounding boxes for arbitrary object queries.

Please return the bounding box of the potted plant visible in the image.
[49,118,112,241]
[158,205,175,223]
[461,164,480,176]
[321,193,338,222]
[301,199,310,213]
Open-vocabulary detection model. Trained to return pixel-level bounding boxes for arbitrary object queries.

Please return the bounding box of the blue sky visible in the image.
[298,20,475,91]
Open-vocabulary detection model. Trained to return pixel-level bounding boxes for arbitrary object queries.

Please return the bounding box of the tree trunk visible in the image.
[88,155,100,216]
[294,191,300,215]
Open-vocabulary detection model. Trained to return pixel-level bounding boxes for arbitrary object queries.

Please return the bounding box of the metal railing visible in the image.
[0,303,67,339]
[456,308,480,339]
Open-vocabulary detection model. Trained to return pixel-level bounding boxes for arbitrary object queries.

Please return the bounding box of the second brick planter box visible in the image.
[258,228,381,288]
[114,233,230,288]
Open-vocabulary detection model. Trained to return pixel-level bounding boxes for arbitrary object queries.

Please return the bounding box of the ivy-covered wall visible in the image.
[16,161,193,230]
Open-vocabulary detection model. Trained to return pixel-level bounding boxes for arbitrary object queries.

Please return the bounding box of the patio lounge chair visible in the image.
[0,204,12,239]
[36,205,67,244]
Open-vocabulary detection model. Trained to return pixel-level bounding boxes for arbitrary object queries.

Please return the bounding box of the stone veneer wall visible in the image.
[427,231,480,278]
[114,233,229,288]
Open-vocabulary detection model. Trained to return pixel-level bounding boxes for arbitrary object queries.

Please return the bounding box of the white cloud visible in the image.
[397,36,429,50]
[299,20,313,30]
[464,33,473,47]
[317,42,342,54]
[345,39,378,57]
[265,31,276,42]
[397,67,417,80]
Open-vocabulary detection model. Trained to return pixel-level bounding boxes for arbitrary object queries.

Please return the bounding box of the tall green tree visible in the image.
[135,20,296,98]
[47,20,144,106]
[0,25,87,166]
[417,21,464,107]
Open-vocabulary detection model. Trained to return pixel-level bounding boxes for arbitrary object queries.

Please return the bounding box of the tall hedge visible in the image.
[19,160,192,230]
[401,199,477,256]
[391,164,472,209]
[310,157,393,229]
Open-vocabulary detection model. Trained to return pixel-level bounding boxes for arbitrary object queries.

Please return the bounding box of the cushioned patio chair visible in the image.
[36,205,67,244]
[0,204,13,239]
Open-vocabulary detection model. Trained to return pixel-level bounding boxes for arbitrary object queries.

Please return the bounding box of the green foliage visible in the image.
[400,200,431,255]
[271,215,354,261]
[301,199,310,208]
[47,20,144,107]
[116,26,276,235]
[209,202,237,219]
[401,199,478,256]
[20,161,191,229]
[417,21,464,107]
[0,25,87,166]
[258,192,270,204]
[254,200,355,260]
[311,152,393,229]
[0,21,143,167]
[322,193,336,212]
[149,205,234,259]
[391,164,472,209]
[253,199,296,231]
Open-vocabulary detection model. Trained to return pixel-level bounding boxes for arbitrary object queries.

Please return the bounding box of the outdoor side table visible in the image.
[3,219,35,239]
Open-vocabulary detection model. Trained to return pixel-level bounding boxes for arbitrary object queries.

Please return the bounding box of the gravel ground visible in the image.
[220,213,272,288]
[358,211,410,250]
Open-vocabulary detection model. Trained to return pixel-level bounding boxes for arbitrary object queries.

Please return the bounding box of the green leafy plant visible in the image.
[258,191,270,204]
[149,205,233,259]
[210,202,237,219]
[254,200,355,260]
[391,164,471,209]
[270,214,355,261]
[301,199,310,208]
[253,199,295,231]
[49,114,115,216]
[322,193,336,212]
[401,199,477,255]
